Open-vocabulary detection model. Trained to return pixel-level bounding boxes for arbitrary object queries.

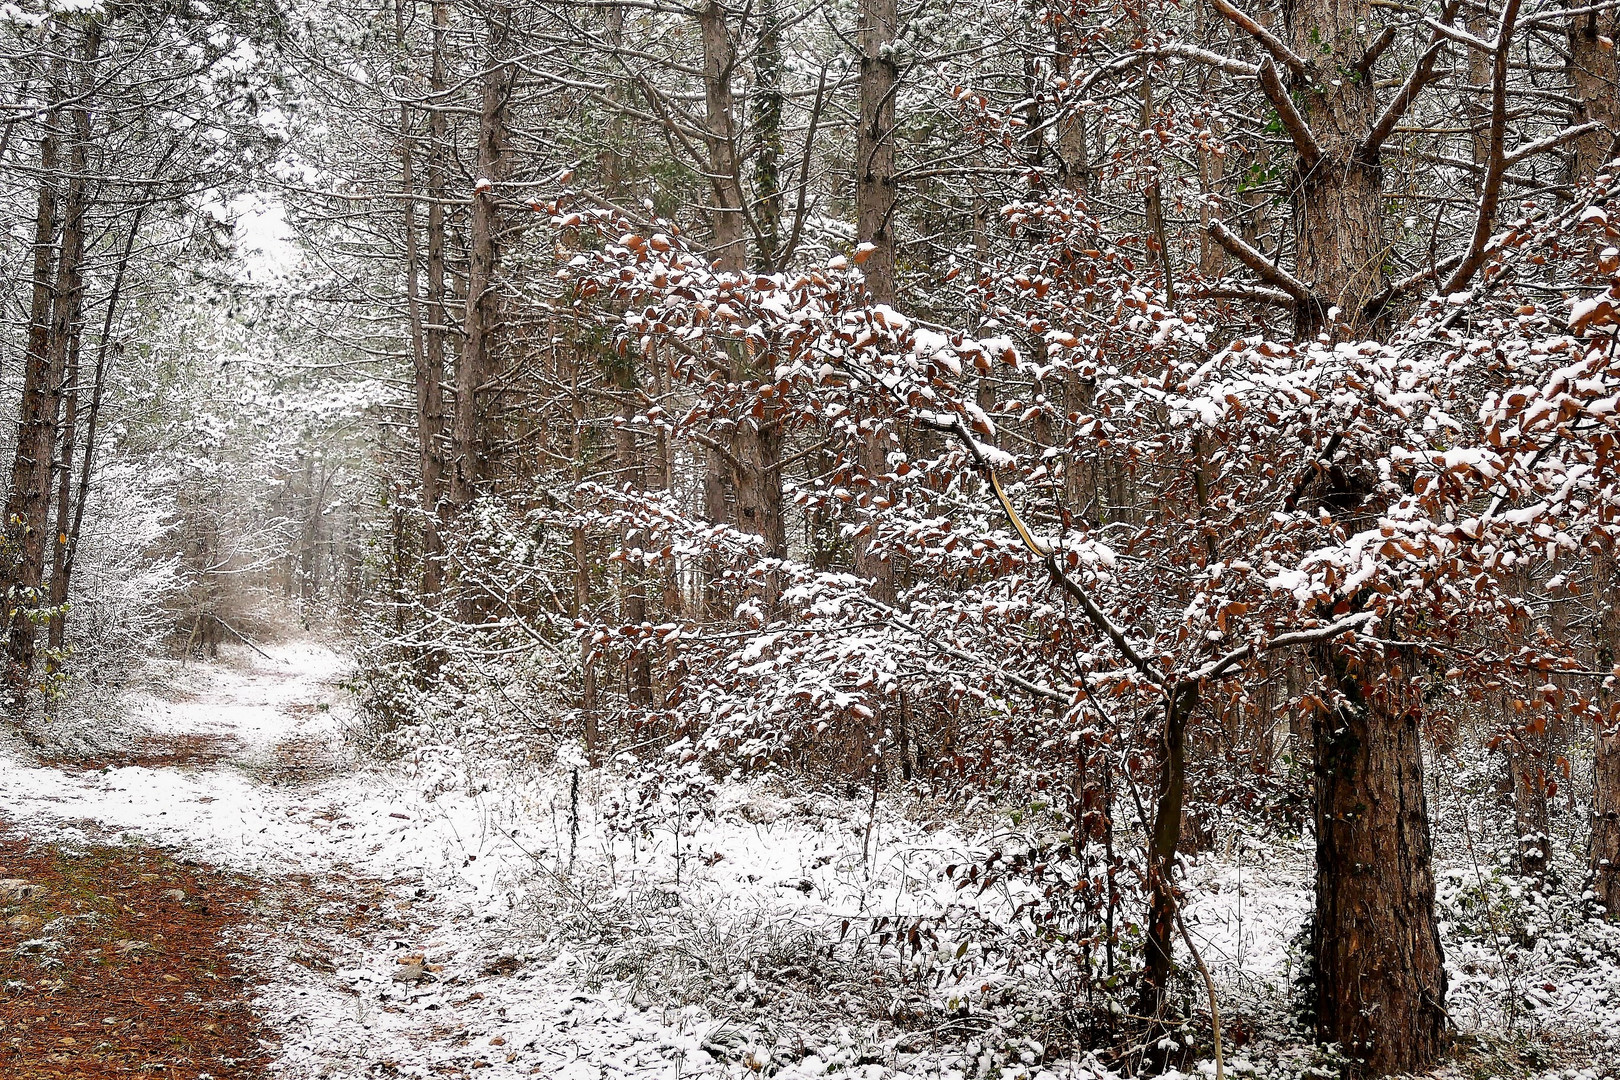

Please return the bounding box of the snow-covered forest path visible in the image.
[0,643,743,1080]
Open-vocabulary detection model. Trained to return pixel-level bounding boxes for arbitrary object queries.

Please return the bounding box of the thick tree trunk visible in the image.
[1313,646,1447,1077]
[1592,551,1620,913]
[4,39,91,700]
[2,121,60,701]
[698,0,739,616]
[400,0,447,600]
[855,0,898,304]
[734,414,785,559]
[700,1,746,273]
[853,424,895,603]
[1285,0,1389,337]
[450,7,512,513]
[696,3,785,602]
[1567,7,1619,186]
[851,0,899,602]
[610,351,653,705]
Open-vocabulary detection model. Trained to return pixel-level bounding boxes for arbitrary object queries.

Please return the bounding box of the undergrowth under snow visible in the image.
[1,641,1616,1080]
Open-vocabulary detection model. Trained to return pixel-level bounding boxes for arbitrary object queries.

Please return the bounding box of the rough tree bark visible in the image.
[751,0,784,272]
[40,37,98,665]
[699,0,746,272]
[1313,645,1448,1076]
[852,0,899,602]
[450,6,512,513]
[1567,5,1619,186]
[855,0,898,306]
[1,110,60,700]
[1284,0,1389,337]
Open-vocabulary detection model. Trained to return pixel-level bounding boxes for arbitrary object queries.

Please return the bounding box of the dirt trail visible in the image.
[0,643,735,1080]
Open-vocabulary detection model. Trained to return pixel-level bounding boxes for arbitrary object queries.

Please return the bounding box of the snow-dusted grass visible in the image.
[3,642,1617,1079]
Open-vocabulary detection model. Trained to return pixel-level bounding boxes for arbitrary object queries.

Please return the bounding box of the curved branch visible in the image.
[1210,0,1309,76]
[1207,221,1317,306]
[1439,0,1524,295]
[1257,58,1321,169]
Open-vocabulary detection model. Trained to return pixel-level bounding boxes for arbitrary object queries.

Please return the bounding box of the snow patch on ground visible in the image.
[4,642,1616,1079]
[0,644,1123,1079]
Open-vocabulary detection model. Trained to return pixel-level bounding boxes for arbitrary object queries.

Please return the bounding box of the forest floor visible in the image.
[0,643,1617,1080]
[0,642,765,1080]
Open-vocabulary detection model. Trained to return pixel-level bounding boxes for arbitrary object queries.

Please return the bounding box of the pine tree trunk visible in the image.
[855,0,898,305]
[451,7,511,514]
[700,1,746,273]
[422,0,452,596]
[1592,551,1620,914]
[1313,647,1448,1076]
[2,93,61,704]
[399,0,446,601]
[1567,7,1619,187]
[751,0,784,272]
[41,46,96,662]
[1285,0,1389,336]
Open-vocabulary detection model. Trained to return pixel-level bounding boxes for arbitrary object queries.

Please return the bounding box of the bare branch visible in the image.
[1191,611,1379,685]
[1362,36,1452,158]
[1355,25,1397,77]
[1207,221,1318,306]
[1257,58,1322,168]
[1210,0,1310,76]
[1424,17,1494,52]
[1440,0,1524,295]
[1189,282,1297,307]
[1505,120,1610,165]
[1157,42,1261,78]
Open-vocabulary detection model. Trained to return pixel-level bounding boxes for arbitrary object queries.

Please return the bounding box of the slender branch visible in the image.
[1173,905,1226,1080]
[1355,25,1397,77]
[1157,42,1261,78]
[1207,221,1317,305]
[1423,17,1494,51]
[1505,120,1609,165]
[1189,282,1297,307]
[1075,43,1258,96]
[1284,430,1345,511]
[1256,58,1321,169]
[1190,611,1379,685]
[1210,0,1310,75]
[1440,0,1524,295]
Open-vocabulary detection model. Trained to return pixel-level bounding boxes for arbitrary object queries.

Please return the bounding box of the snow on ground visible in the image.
[0,643,1126,1080]
[3,641,1615,1079]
